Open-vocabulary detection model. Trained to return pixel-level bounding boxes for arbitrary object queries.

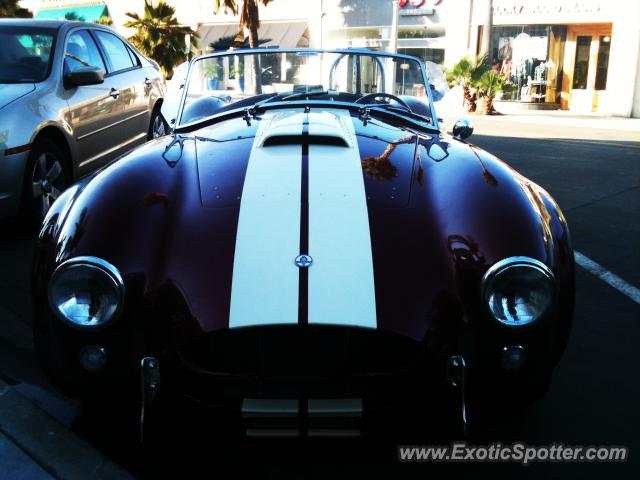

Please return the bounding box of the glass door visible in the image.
[565,25,612,112]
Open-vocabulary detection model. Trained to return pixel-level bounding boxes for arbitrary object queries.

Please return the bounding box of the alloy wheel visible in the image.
[151,114,166,138]
[31,152,65,217]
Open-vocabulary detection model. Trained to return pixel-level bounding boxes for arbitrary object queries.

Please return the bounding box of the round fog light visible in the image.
[79,346,107,372]
[500,345,526,372]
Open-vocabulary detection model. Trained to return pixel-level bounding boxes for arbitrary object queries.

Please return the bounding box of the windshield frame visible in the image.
[0,25,58,84]
[175,48,440,129]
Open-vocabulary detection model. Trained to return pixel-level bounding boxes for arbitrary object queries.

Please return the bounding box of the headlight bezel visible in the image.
[481,256,557,327]
[48,256,125,330]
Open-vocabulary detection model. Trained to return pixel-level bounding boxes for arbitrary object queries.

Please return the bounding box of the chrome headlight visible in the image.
[48,257,125,329]
[482,257,556,326]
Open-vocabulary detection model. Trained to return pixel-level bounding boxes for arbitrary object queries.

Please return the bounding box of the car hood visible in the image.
[49,107,560,345]
[195,109,415,209]
[0,83,35,111]
[187,109,452,340]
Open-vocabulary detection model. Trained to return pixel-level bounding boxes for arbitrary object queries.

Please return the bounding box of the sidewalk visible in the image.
[471,110,640,133]
[436,90,640,134]
[0,380,135,480]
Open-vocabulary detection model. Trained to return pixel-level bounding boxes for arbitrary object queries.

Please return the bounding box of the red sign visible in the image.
[399,0,443,7]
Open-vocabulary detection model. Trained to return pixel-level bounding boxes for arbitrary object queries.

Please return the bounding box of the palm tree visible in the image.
[210,34,271,51]
[477,70,509,115]
[446,54,488,112]
[214,1,272,94]
[124,0,198,79]
[213,0,272,48]
[0,0,32,18]
[64,12,85,21]
[94,16,113,26]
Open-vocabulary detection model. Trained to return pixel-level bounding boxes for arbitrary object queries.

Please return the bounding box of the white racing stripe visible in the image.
[575,251,640,305]
[229,111,303,328]
[307,110,377,328]
[230,109,377,329]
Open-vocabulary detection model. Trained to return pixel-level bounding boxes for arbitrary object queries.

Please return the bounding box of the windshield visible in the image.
[178,49,438,127]
[0,27,55,83]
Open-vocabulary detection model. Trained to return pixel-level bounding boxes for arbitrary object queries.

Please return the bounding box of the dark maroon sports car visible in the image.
[32,49,574,439]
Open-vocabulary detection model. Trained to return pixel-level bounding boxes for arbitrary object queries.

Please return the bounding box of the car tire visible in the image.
[148,107,168,140]
[21,138,69,228]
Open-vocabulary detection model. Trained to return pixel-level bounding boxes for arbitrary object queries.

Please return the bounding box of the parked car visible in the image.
[33,49,574,438]
[0,19,166,222]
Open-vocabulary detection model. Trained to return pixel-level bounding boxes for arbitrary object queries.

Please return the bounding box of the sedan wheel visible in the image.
[150,111,167,139]
[31,152,66,218]
[22,138,69,227]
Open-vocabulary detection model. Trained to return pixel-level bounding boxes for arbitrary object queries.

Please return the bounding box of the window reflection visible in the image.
[595,36,611,91]
[489,25,566,103]
[572,36,591,90]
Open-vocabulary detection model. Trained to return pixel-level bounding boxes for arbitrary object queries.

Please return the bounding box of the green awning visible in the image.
[35,5,109,22]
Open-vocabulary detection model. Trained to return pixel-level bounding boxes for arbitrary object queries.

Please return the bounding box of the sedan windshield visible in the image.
[178,50,436,127]
[0,27,55,83]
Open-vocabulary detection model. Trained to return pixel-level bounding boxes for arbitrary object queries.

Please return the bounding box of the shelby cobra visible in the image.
[33,49,574,438]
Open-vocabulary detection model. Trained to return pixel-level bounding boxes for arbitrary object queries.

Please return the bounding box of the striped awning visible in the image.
[35,4,109,22]
[200,21,308,50]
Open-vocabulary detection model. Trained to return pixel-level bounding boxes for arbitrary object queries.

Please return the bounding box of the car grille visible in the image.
[172,325,427,399]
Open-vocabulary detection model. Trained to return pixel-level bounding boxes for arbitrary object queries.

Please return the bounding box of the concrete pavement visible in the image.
[0,380,134,480]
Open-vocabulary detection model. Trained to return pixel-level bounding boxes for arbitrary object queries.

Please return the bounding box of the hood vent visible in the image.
[263,134,348,147]
[259,111,352,148]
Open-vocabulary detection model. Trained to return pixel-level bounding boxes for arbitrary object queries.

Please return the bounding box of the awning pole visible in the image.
[389,0,399,54]
[386,0,399,94]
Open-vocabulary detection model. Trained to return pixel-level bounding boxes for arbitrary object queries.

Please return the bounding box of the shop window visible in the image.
[572,36,591,90]
[489,25,566,103]
[595,35,611,91]
[398,25,445,39]
[398,48,445,65]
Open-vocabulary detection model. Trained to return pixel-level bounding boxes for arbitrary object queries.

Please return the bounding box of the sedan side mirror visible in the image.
[65,66,104,88]
[453,118,474,140]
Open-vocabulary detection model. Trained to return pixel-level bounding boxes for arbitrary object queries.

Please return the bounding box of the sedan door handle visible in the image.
[144,77,152,86]
[109,88,120,98]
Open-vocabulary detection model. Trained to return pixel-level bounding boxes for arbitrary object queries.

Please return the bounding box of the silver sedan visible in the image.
[0,19,167,222]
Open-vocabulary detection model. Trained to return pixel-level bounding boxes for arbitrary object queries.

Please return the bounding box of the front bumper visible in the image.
[144,327,464,438]
[0,149,29,218]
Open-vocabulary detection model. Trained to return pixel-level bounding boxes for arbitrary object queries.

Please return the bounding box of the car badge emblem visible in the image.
[295,254,313,268]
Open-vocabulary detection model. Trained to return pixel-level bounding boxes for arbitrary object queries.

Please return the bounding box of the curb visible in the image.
[0,381,135,480]
[471,114,640,133]
[438,107,640,133]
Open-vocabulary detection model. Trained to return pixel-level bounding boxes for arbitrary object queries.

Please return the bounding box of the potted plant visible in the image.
[229,61,245,92]
[203,61,220,90]
[445,54,488,113]
[477,70,513,115]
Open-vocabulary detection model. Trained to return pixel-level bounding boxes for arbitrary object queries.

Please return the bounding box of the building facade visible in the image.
[22,0,640,117]
[470,0,640,117]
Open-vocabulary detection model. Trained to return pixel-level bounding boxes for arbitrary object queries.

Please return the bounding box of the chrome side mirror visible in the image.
[453,118,474,140]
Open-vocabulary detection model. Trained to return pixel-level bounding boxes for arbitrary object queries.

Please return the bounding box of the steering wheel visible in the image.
[355,92,411,111]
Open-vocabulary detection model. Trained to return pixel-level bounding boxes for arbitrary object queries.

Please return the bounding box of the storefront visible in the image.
[23,0,640,117]
[163,0,311,52]
[488,25,568,106]
[486,21,614,111]
[322,0,462,66]
[472,0,640,116]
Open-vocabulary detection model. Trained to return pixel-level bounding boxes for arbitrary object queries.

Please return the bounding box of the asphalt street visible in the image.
[0,115,638,479]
